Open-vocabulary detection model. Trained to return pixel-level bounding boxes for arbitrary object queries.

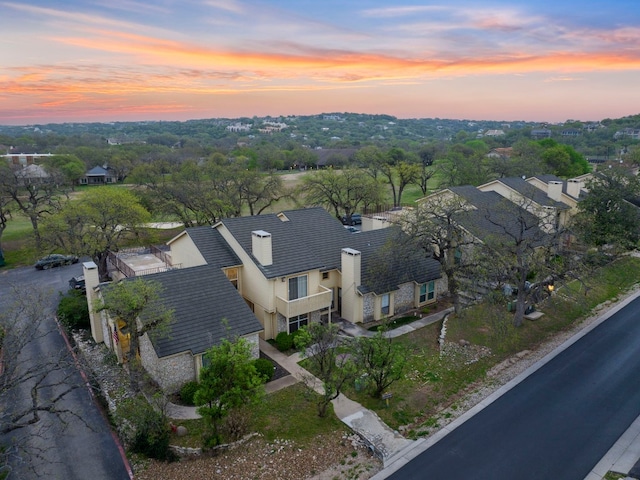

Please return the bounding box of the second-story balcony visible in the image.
[276,285,333,318]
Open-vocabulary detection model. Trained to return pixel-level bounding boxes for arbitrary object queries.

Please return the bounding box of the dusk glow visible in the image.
[1,0,639,124]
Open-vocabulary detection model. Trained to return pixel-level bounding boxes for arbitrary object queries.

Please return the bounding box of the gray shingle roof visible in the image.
[219,207,441,292]
[184,226,241,267]
[354,227,441,295]
[449,186,549,245]
[489,177,569,209]
[219,207,349,278]
[132,265,263,358]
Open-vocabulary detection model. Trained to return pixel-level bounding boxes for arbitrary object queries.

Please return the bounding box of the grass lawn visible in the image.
[169,384,348,448]
[343,256,640,437]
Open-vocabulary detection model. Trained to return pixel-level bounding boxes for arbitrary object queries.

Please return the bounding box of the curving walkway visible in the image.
[167,308,453,463]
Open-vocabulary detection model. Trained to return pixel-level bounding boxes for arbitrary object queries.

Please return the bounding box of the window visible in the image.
[420,281,435,303]
[322,271,329,280]
[225,267,239,289]
[289,313,308,333]
[289,275,307,300]
[381,293,390,315]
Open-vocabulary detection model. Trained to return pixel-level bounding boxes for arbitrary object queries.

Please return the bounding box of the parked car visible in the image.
[34,254,79,270]
[341,213,362,226]
[68,275,86,292]
[344,225,360,233]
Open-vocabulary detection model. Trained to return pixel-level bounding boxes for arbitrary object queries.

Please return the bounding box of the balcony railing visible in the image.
[276,285,333,318]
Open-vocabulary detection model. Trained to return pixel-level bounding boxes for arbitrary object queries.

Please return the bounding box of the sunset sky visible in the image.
[1,0,639,125]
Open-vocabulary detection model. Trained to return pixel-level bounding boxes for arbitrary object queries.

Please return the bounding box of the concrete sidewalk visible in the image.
[167,307,452,463]
[260,338,413,464]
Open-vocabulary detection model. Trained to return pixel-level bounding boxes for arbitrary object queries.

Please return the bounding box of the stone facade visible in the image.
[139,334,195,393]
[363,294,375,323]
[394,283,415,314]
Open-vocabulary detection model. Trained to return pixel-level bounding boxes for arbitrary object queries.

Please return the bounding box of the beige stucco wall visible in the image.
[217,224,277,338]
[168,232,207,268]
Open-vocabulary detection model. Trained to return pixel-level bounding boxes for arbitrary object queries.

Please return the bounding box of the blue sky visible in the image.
[1,0,639,124]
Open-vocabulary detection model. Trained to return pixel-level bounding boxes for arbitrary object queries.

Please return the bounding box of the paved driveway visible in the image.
[0,264,132,479]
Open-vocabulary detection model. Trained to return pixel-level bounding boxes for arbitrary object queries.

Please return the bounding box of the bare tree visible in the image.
[97,278,174,392]
[300,168,384,222]
[1,286,84,476]
[399,191,481,313]
[0,162,68,250]
[480,196,560,327]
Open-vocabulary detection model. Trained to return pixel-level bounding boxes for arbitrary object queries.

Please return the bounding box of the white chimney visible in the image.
[548,181,563,201]
[252,230,273,266]
[566,178,582,199]
[83,261,102,343]
[341,248,362,323]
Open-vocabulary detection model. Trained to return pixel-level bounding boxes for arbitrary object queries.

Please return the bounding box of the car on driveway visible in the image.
[34,254,79,270]
[341,213,362,226]
[68,275,86,292]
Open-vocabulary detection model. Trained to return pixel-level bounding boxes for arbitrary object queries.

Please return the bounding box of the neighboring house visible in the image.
[414,186,550,304]
[85,207,442,392]
[2,152,54,166]
[13,164,50,183]
[80,166,118,185]
[477,176,571,232]
[446,186,548,246]
[484,130,505,137]
[84,256,262,393]
[525,174,590,211]
[169,207,443,338]
[486,147,514,159]
[531,129,552,139]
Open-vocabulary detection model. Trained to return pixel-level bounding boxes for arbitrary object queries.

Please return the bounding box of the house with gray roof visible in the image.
[477,176,572,232]
[80,166,117,185]
[169,207,443,339]
[83,257,262,393]
[85,207,442,392]
[525,173,590,211]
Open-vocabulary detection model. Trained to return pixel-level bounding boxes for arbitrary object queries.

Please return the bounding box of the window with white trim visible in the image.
[381,293,390,315]
[289,313,308,333]
[420,281,435,303]
[288,275,308,300]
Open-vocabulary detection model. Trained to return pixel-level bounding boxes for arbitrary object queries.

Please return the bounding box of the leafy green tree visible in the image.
[294,322,358,417]
[400,193,480,313]
[195,337,264,446]
[480,196,559,327]
[43,187,151,281]
[300,168,384,222]
[367,147,420,207]
[0,161,68,250]
[539,139,590,177]
[0,189,11,266]
[416,143,443,195]
[354,325,407,398]
[116,395,175,460]
[97,278,174,391]
[46,154,86,189]
[573,168,640,250]
[57,289,90,330]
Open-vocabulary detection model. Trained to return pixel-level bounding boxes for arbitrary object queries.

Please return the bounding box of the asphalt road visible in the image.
[387,295,640,480]
[0,263,131,479]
